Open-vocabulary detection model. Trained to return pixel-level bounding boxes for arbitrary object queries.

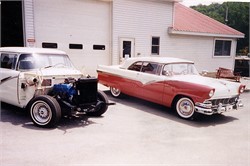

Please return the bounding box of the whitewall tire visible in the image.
[110,87,121,98]
[175,97,196,119]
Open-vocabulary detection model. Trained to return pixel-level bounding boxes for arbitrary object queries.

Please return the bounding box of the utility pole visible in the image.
[225,2,228,24]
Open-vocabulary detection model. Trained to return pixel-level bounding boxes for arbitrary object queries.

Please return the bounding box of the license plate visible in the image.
[226,105,233,111]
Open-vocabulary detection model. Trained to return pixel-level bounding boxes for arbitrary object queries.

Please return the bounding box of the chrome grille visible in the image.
[209,96,239,106]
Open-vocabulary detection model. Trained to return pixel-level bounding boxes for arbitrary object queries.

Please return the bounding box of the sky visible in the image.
[181,0,250,6]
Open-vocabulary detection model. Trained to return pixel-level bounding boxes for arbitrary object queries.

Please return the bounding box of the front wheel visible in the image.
[29,95,61,128]
[175,97,197,120]
[86,90,109,116]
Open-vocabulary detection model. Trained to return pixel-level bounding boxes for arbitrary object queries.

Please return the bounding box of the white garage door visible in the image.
[31,0,111,75]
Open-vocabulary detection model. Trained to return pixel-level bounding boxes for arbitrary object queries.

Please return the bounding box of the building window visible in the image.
[214,40,232,56]
[93,45,105,50]
[151,37,160,55]
[69,44,83,49]
[42,42,58,49]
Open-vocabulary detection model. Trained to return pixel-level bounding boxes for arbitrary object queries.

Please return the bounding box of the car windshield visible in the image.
[17,53,74,70]
[162,63,199,76]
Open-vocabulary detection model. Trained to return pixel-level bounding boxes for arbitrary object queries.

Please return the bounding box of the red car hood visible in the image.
[170,75,241,99]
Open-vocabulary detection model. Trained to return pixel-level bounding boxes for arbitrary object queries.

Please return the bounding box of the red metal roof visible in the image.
[171,3,244,38]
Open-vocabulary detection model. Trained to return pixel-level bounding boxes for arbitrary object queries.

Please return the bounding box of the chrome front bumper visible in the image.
[195,98,244,115]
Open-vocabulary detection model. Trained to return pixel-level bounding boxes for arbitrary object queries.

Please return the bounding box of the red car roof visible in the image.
[170,3,244,38]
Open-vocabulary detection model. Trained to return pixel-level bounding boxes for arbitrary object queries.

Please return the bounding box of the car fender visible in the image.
[0,68,20,107]
[162,80,213,107]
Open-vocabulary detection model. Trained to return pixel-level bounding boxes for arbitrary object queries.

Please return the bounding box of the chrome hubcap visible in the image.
[111,87,121,96]
[177,98,194,118]
[38,106,49,118]
[31,101,52,124]
[179,101,192,115]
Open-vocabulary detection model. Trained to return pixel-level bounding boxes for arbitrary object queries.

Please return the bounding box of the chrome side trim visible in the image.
[0,76,19,84]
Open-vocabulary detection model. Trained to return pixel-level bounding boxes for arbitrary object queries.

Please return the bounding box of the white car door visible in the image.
[0,68,20,106]
[0,53,20,107]
[137,62,165,104]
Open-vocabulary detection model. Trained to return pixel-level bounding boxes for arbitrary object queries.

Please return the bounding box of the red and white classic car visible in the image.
[97,57,245,119]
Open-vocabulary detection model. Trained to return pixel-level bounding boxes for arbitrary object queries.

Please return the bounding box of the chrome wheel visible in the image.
[29,95,61,128]
[176,97,195,119]
[110,87,121,97]
[31,101,52,125]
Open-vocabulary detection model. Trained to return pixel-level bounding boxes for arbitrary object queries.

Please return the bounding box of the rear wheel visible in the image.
[175,97,197,119]
[110,87,122,98]
[29,95,61,128]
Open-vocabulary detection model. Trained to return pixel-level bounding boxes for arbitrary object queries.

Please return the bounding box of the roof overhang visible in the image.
[100,0,181,2]
[151,0,181,2]
[168,27,245,39]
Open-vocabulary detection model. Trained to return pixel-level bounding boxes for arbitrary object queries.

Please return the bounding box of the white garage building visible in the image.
[22,0,244,75]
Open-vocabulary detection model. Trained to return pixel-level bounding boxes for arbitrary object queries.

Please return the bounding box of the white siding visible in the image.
[112,0,174,64]
[33,0,111,75]
[112,0,237,72]
[25,0,237,74]
[23,0,35,47]
[166,35,237,72]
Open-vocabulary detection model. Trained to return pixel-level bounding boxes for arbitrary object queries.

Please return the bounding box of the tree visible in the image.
[191,2,249,55]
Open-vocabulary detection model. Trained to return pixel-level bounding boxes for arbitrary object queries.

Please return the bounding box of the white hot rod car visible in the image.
[0,47,111,127]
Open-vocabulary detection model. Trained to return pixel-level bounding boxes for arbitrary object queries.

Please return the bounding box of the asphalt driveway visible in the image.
[1,85,250,166]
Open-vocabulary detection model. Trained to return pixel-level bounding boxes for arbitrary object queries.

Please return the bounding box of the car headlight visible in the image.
[208,89,214,98]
